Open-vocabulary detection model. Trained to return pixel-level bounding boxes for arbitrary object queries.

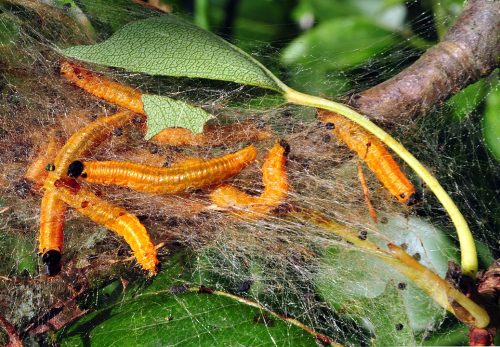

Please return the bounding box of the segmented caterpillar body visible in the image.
[78,145,257,194]
[210,141,289,218]
[318,110,417,205]
[60,61,144,114]
[38,191,65,254]
[61,61,271,147]
[152,121,271,146]
[54,180,158,274]
[46,111,137,182]
[25,130,61,188]
[39,111,159,275]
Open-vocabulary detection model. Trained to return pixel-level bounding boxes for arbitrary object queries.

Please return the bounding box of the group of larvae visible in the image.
[26,61,417,277]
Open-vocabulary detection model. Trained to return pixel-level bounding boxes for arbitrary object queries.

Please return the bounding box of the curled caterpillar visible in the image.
[39,111,155,275]
[317,110,417,205]
[210,141,289,218]
[53,179,158,274]
[151,120,272,147]
[60,61,144,114]
[75,145,257,194]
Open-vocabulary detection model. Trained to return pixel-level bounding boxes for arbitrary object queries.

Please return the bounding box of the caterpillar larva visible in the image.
[39,111,158,275]
[318,110,417,205]
[60,61,144,114]
[73,145,257,194]
[38,191,66,275]
[61,61,271,146]
[54,178,158,274]
[25,130,61,189]
[210,141,289,218]
[151,121,272,146]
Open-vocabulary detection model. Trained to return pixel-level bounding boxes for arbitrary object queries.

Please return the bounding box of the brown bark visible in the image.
[351,0,499,123]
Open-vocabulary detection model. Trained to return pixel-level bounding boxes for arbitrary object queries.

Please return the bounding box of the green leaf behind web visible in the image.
[281,17,397,70]
[59,252,321,347]
[142,94,214,139]
[482,80,500,161]
[316,214,454,344]
[63,15,282,91]
[0,13,20,46]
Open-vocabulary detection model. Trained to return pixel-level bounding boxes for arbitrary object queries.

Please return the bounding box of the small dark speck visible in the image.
[113,128,123,136]
[198,286,213,294]
[412,253,421,261]
[86,254,98,261]
[358,230,368,240]
[400,243,408,251]
[62,2,72,10]
[325,122,335,130]
[166,216,180,227]
[395,323,404,331]
[133,115,144,124]
[165,316,173,321]
[149,144,159,154]
[380,216,388,224]
[253,313,275,327]
[45,163,55,171]
[397,282,407,290]
[137,214,148,222]
[315,335,332,346]
[236,279,253,293]
[322,134,331,143]
[170,284,188,294]
[14,180,31,197]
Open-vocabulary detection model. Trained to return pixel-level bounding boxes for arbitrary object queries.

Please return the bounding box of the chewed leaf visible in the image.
[142,94,213,139]
[316,214,454,336]
[63,15,282,91]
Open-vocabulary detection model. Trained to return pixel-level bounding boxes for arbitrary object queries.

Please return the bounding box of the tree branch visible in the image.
[350,0,499,123]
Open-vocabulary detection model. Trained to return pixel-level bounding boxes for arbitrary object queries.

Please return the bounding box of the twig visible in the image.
[351,0,500,122]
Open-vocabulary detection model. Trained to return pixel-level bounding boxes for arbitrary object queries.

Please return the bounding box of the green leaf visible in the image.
[142,94,214,139]
[482,81,500,161]
[281,17,397,70]
[0,232,36,275]
[59,252,322,346]
[76,0,157,33]
[59,290,320,346]
[63,15,282,91]
[297,0,406,29]
[0,14,20,46]
[447,79,488,121]
[316,214,454,342]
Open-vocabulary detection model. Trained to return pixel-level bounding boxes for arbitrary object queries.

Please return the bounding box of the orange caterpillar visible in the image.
[75,145,257,194]
[318,110,417,205]
[210,141,289,218]
[60,61,144,114]
[61,61,271,146]
[39,111,157,275]
[54,178,158,274]
[151,121,271,146]
[38,191,66,272]
[25,130,62,189]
